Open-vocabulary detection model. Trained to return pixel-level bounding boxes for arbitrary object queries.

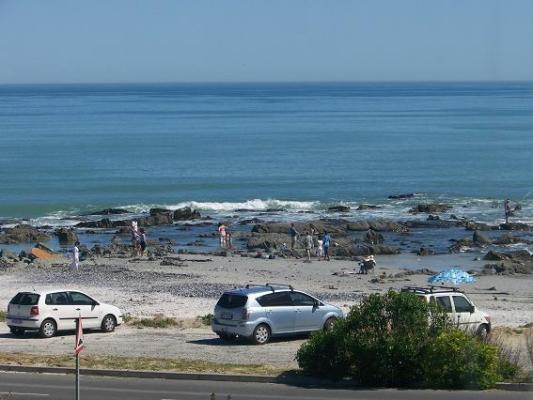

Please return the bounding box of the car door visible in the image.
[45,292,76,331]
[451,295,474,332]
[68,291,101,329]
[290,291,324,332]
[257,292,295,334]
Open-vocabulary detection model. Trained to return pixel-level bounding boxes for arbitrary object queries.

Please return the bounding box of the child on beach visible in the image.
[218,223,227,247]
[304,231,313,262]
[130,220,140,256]
[139,228,147,257]
[72,241,80,271]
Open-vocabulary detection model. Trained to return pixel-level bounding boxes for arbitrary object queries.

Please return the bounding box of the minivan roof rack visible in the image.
[402,286,461,294]
[266,283,294,291]
[244,283,294,292]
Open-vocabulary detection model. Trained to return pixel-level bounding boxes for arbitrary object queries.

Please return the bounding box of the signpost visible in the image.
[74,315,84,400]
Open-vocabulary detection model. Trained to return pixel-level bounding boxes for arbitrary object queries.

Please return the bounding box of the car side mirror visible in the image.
[468,305,475,313]
[313,300,320,308]
[92,300,99,306]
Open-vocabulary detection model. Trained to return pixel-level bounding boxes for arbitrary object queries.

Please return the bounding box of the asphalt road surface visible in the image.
[0,372,530,400]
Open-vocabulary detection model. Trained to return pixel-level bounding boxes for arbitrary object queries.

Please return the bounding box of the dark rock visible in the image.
[416,247,435,256]
[347,220,407,233]
[388,193,415,200]
[138,212,173,226]
[473,230,491,246]
[76,218,115,229]
[327,205,351,213]
[493,233,523,245]
[173,207,201,220]
[464,221,492,231]
[55,228,79,245]
[427,215,440,221]
[252,220,347,236]
[483,251,510,261]
[247,233,291,250]
[149,208,173,216]
[363,229,384,245]
[239,218,264,225]
[0,224,51,244]
[409,203,452,214]
[448,238,473,253]
[404,219,462,229]
[497,223,531,231]
[86,208,130,215]
[356,204,380,210]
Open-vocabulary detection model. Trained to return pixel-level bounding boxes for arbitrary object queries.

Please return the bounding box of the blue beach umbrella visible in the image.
[428,267,475,285]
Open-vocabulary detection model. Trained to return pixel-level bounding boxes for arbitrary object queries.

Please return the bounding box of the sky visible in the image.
[0,0,532,83]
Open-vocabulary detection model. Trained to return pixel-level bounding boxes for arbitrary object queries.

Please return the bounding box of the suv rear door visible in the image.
[215,293,248,326]
[257,292,295,334]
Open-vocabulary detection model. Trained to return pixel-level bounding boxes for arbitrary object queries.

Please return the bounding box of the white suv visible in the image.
[401,286,491,337]
[6,290,123,338]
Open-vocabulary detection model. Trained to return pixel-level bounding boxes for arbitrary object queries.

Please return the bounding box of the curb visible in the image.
[0,364,278,383]
[0,365,531,391]
[494,383,533,392]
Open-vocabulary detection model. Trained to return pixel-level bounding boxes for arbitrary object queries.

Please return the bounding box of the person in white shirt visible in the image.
[72,241,80,271]
[305,231,314,262]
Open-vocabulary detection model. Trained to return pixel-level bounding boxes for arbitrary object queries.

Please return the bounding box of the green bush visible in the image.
[422,330,500,389]
[296,290,503,389]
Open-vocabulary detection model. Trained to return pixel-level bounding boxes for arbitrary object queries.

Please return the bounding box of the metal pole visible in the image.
[76,352,80,400]
[76,317,80,400]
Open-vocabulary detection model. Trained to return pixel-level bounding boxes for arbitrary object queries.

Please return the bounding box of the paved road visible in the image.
[0,372,530,400]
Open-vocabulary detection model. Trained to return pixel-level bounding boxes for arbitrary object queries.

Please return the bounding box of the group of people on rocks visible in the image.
[289,223,332,262]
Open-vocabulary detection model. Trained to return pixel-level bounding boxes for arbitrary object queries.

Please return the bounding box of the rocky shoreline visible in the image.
[1,203,533,275]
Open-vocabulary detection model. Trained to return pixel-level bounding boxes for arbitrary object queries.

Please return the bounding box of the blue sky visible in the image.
[1,0,532,83]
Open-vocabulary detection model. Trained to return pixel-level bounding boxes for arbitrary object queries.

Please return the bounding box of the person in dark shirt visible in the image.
[289,223,299,249]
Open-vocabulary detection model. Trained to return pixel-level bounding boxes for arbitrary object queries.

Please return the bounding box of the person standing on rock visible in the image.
[304,231,313,262]
[289,223,299,250]
[71,241,80,271]
[322,231,331,261]
[504,199,513,224]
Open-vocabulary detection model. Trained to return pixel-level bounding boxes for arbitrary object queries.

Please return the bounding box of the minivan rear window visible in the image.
[10,292,40,305]
[216,294,247,309]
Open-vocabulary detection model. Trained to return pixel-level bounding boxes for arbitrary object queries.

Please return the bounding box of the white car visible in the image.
[6,290,123,338]
[402,286,491,337]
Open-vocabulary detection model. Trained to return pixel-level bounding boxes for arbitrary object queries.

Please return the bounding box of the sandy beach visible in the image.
[1,252,531,370]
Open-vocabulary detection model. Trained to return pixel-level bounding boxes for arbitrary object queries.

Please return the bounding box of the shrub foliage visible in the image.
[296,291,503,389]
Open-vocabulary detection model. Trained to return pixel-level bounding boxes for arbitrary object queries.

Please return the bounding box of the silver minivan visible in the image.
[212,284,343,344]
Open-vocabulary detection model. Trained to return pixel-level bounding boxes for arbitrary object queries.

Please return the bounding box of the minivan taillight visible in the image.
[241,308,250,320]
[30,306,39,316]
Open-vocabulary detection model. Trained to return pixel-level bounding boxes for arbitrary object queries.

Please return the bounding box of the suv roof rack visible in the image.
[402,286,462,294]
[245,283,294,293]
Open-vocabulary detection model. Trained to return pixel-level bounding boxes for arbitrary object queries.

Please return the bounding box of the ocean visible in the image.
[1,81,532,227]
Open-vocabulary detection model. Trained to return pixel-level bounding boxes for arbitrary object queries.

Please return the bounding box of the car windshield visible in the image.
[216,293,247,309]
[10,292,40,305]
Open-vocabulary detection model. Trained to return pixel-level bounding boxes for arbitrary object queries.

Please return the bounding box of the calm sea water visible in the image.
[1,82,532,224]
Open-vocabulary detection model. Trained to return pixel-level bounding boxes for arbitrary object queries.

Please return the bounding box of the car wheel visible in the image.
[252,324,271,345]
[323,317,337,332]
[9,326,25,336]
[477,324,489,339]
[101,314,116,332]
[217,333,237,342]
[39,319,57,338]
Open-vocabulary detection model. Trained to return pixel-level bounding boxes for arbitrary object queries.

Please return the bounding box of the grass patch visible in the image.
[0,352,284,376]
[197,313,213,326]
[0,311,6,322]
[125,314,178,329]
